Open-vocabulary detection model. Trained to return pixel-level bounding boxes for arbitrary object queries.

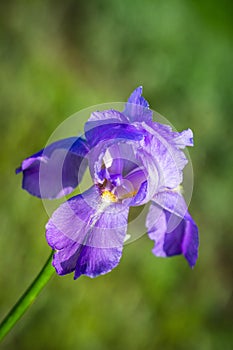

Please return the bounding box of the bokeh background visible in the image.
[0,1,232,349]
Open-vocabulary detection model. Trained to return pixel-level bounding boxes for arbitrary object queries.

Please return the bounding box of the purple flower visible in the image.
[17,86,199,279]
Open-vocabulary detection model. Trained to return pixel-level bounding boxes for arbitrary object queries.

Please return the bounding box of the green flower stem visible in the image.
[0,250,55,342]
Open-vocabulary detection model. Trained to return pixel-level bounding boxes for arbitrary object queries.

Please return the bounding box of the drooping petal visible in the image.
[74,245,123,279]
[51,240,123,279]
[46,186,129,278]
[52,241,81,275]
[16,137,89,199]
[146,204,167,257]
[124,86,153,123]
[153,190,188,220]
[146,202,199,268]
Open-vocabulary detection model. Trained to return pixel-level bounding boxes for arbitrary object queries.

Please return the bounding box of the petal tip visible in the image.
[15,166,22,174]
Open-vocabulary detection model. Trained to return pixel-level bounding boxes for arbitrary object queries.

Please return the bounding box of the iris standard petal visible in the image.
[134,146,160,203]
[140,122,189,189]
[103,144,124,175]
[146,203,199,268]
[148,121,194,148]
[85,122,144,148]
[124,86,153,123]
[46,186,129,278]
[96,137,160,206]
[16,137,89,199]
[87,109,128,125]
[88,132,144,184]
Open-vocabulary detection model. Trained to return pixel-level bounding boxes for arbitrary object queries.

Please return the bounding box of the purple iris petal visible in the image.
[134,145,160,203]
[16,137,88,199]
[140,123,188,189]
[88,138,143,185]
[108,143,140,176]
[85,122,144,148]
[153,190,188,221]
[52,241,81,275]
[74,245,122,279]
[103,144,123,175]
[129,181,147,206]
[124,86,153,122]
[128,86,150,108]
[108,174,122,187]
[87,109,128,124]
[146,202,199,268]
[46,186,129,278]
[52,241,123,279]
[17,86,199,278]
[125,169,146,192]
[119,169,148,206]
[149,122,194,148]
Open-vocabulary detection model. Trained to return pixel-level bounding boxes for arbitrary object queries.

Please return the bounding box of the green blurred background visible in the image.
[0,0,232,349]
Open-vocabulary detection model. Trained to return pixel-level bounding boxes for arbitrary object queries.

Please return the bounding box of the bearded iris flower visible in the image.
[17,87,199,279]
